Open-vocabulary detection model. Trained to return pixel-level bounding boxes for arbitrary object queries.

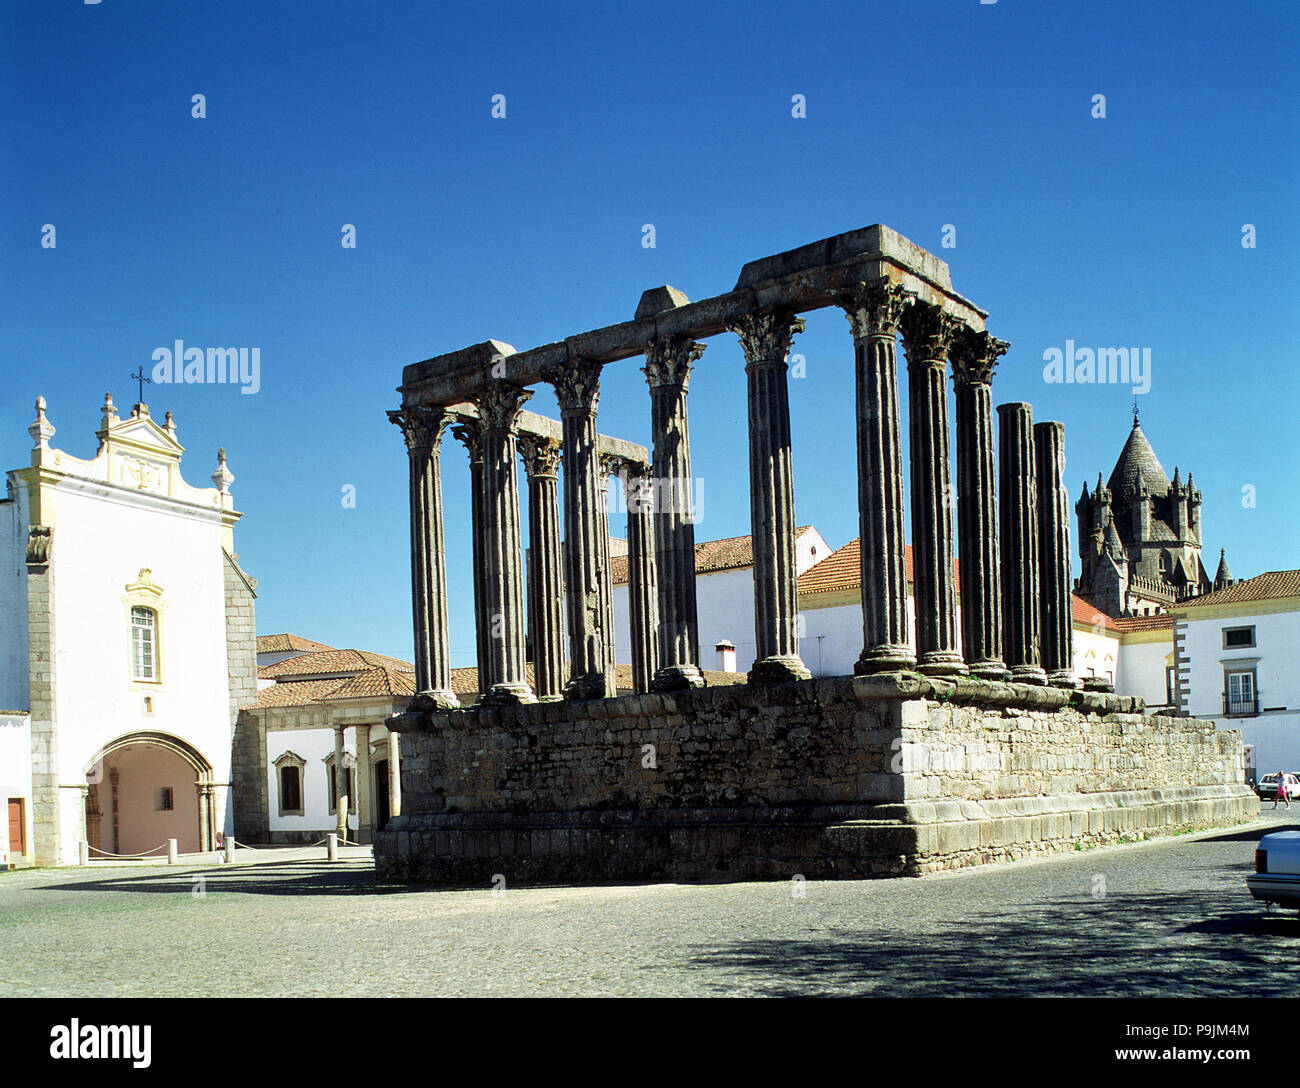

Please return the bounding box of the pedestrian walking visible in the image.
[1273,771,1291,810]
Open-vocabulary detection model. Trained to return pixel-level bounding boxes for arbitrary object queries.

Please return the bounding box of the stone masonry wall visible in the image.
[224,552,264,842]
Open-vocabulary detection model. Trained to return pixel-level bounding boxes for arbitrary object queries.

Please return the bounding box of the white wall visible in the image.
[0,713,32,863]
[49,481,233,803]
[0,483,30,712]
[266,726,358,833]
[1115,637,1172,707]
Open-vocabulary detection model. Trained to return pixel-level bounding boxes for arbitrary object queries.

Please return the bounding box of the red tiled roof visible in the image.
[1177,570,1300,609]
[798,539,962,597]
[251,666,416,709]
[259,648,415,680]
[611,527,815,586]
[1109,612,1175,633]
[256,633,336,654]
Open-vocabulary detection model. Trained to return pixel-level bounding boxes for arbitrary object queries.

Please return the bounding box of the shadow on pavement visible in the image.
[37,862,414,897]
[687,888,1300,997]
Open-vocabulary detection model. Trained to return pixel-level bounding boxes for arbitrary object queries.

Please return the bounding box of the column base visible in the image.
[748,655,812,685]
[917,652,969,677]
[1048,670,1081,690]
[1009,664,1048,686]
[409,689,460,711]
[966,659,1010,681]
[651,664,705,692]
[564,672,611,701]
[855,645,917,674]
[480,682,539,706]
[1081,676,1114,693]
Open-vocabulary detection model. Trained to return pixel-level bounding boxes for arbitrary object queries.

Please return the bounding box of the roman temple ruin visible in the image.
[376,225,1254,884]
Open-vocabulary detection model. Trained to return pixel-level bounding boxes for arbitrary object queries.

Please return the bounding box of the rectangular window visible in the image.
[1223,625,1256,649]
[155,787,174,812]
[280,766,302,814]
[1225,670,1258,716]
[131,607,158,680]
[1166,666,1176,705]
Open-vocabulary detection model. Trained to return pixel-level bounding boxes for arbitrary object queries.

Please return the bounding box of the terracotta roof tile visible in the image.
[259,648,415,680]
[256,633,336,654]
[1108,612,1175,633]
[1177,570,1300,609]
[612,527,814,586]
[797,539,960,596]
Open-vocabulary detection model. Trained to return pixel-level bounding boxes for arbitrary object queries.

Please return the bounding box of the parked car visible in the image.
[1256,773,1300,800]
[1248,831,1300,911]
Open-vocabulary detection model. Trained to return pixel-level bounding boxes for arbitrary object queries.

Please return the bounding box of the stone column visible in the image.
[388,406,458,707]
[451,423,491,696]
[355,724,373,844]
[597,453,620,692]
[643,335,706,690]
[543,356,613,700]
[518,434,566,701]
[949,330,1010,680]
[387,730,402,820]
[1035,420,1078,688]
[834,279,916,673]
[620,460,659,693]
[728,307,810,684]
[333,724,349,841]
[900,303,967,676]
[997,402,1047,684]
[470,382,537,704]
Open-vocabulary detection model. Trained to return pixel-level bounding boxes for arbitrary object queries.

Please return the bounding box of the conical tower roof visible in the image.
[1215,548,1233,585]
[1107,420,1170,499]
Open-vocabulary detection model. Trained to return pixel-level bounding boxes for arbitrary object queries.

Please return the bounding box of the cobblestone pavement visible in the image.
[3,807,1299,997]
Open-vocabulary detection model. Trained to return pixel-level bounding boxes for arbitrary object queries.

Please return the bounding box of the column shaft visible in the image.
[623,464,659,693]
[519,435,566,700]
[835,280,915,672]
[452,425,491,696]
[470,382,536,704]
[388,407,458,707]
[333,724,348,840]
[951,332,1010,679]
[1035,420,1077,688]
[643,336,706,690]
[728,308,810,683]
[597,453,619,693]
[544,357,614,699]
[355,724,373,844]
[901,304,967,676]
[387,730,402,822]
[997,402,1047,683]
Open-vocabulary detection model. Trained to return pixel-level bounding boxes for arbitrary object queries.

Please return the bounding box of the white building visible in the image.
[1173,570,1300,781]
[0,394,256,866]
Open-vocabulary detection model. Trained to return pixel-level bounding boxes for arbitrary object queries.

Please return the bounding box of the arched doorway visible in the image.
[84,732,216,856]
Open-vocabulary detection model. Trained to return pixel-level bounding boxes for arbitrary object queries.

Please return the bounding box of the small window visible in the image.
[1223,626,1256,649]
[155,787,174,812]
[280,765,302,814]
[131,607,159,681]
[1225,669,1258,717]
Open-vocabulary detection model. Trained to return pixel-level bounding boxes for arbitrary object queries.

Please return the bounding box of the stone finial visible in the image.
[164,410,177,437]
[212,447,234,493]
[101,392,119,429]
[29,396,55,451]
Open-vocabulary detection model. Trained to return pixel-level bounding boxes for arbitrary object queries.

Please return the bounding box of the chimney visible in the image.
[714,640,737,673]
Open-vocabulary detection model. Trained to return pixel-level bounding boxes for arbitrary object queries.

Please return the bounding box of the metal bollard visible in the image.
[326,833,338,862]
[167,838,178,865]
[78,841,89,866]
[223,838,234,864]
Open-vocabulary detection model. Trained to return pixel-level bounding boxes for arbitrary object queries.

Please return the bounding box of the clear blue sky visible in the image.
[3,0,1296,666]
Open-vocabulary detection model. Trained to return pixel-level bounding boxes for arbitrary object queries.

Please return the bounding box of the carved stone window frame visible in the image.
[273,751,306,817]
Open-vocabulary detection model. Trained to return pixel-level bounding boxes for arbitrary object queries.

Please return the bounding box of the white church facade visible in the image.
[0,394,256,866]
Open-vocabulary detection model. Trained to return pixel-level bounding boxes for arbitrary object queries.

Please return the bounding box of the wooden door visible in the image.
[7,798,25,857]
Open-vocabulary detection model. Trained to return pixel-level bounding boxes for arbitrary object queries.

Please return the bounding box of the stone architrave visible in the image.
[997,402,1047,684]
[468,381,537,705]
[451,422,491,695]
[949,330,1010,680]
[1035,420,1078,689]
[518,434,566,701]
[542,355,613,700]
[617,458,659,694]
[834,279,917,673]
[727,307,810,684]
[643,335,706,691]
[387,406,458,707]
[900,303,967,676]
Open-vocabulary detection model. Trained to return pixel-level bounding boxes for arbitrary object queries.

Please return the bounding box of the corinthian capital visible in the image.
[949,329,1010,388]
[642,335,706,390]
[727,307,805,366]
[542,354,602,416]
[451,420,484,461]
[833,277,915,341]
[900,303,963,367]
[471,381,533,434]
[518,434,562,479]
[387,405,451,453]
